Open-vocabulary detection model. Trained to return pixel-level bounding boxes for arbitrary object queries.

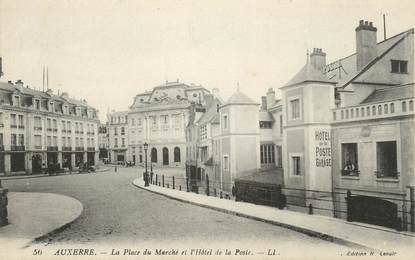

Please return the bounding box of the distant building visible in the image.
[126,81,210,168]
[107,110,128,163]
[98,123,109,161]
[0,80,100,175]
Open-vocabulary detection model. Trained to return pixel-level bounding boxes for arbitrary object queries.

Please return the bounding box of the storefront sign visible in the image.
[315,129,332,167]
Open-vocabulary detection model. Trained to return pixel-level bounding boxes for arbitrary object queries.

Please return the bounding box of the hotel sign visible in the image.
[315,129,332,167]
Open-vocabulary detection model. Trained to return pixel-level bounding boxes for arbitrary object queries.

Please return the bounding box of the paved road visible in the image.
[3,167,348,256]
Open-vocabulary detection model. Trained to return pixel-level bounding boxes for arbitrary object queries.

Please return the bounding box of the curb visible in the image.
[132,179,375,251]
[1,168,111,181]
[22,196,84,249]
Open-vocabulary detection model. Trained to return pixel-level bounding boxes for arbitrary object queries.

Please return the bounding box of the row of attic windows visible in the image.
[9,94,96,118]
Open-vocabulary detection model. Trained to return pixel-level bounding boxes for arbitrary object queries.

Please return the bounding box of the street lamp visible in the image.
[143,142,149,187]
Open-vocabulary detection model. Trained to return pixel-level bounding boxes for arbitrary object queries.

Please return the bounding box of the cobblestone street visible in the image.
[3,167,348,253]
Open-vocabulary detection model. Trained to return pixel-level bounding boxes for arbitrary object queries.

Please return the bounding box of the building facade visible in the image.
[107,110,129,164]
[98,123,109,162]
[126,81,210,168]
[0,80,100,175]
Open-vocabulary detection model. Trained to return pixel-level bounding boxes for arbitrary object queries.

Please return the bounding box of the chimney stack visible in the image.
[261,96,267,110]
[15,80,24,91]
[310,48,326,71]
[266,88,275,109]
[356,20,377,71]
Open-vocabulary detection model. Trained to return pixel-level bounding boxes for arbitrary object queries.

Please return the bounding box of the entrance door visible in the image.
[132,155,136,164]
[32,154,42,173]
[347,195,399,229]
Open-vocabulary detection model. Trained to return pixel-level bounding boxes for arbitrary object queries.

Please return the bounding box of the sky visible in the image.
[0,0,414,121]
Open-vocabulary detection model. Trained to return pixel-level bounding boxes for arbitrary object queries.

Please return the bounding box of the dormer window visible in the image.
[49,101,54,112]
[13,95,20,107]
[76,107,81,116]
[34,99,40,110]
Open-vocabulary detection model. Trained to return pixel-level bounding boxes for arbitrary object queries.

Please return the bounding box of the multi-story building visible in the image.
[0,80,100,175]
[126,81,210,168]
[185,92,222,193]
[107,110,128,163]
[98,123,109,161]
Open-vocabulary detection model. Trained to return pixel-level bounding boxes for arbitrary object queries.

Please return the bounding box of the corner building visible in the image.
[0,80,100,176]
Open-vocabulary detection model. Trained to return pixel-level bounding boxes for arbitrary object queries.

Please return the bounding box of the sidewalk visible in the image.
[133,178,415,255]
[0,192,83,251]
[0,166,111,181]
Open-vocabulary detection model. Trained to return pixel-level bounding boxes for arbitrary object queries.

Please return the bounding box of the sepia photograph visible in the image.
[0,0,414,259]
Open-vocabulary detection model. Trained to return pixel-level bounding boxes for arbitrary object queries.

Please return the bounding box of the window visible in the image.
[409,100,414,111]
[0,133,3,146]
[67,137,71,146]
[62,137,66,147]
[390,103,395,113]
[35,99,40,110]
[18,134,24,146]
[10,114,17,128]
[11,134,17,146]
[131,118,135,126]
[52,119,57,131]
[290,99,300,119]
[292,156,301,176]
[222,115,228,130]
[53,136,57,146]
[174,147,181,162]
[137,118,142,126]
[121,138,125,147]
[18,115,24,128]
[114,127,118,135]
[13,95,20,107]
[259,121,272,129]
[223,155,229,171]
[391,60,408,73]
[121,127,125,135]
[151,148,157,163]
[80,137,84,146]
[32,117,41,130]
[200,125,207,140]
[260,144,275,165]
[0,113,3,126]
[376,141,398,178]
[47,136,52,146]
[341,143,359,176]
[161,115,169,125]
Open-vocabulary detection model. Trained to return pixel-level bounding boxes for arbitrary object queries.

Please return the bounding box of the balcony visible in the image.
[11,145,25,151]
[332,98,414,123]
[10,124,17,128]
[75,146,84,151]
[34,145,42,150]
[87,147,95,151]
[46,128,52,131]
[34,126,42,131]
[18,125,25,129]
[47,146,58,151]
[67,130,72,134]
[62,146,72,151]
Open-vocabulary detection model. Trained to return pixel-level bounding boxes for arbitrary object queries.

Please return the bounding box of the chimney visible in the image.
[61,92,69,99]
[261,96,267,110]
[356,20,377,71]
[266,88,275,109]
[310,48,326,71]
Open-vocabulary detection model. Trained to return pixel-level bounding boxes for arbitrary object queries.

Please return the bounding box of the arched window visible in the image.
[390,103,395,113]
[174,147,181,162]
[410,100,414,111]
[384,104,388,114]
[151,148,157,163]
[162,147,169,165]
[402,101,407,112]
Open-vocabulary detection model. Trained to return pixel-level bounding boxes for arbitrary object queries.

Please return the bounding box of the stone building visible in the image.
[0,80,100,175]
[126,81,210,168]
[107,110,128,163]
[98,123,109,161]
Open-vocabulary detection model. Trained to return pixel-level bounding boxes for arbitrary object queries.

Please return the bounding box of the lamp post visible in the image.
[143,142,149,187]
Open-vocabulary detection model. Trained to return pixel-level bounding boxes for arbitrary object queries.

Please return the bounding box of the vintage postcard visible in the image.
[0,0,414,259]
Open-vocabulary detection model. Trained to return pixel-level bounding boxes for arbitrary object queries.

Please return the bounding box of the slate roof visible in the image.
[283,63,336,88]
[324,28,414,88]
[360,84,414,104]
[197,97,222,125]
[224,90,258,105]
